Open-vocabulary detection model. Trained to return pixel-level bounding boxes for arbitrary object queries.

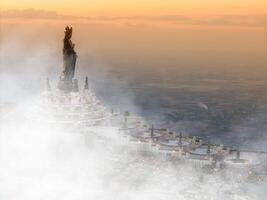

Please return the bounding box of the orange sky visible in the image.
[2,0,267,16]
[1,0,267,83]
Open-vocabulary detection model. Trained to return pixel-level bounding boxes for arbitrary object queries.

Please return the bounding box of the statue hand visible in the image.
[65,26,72,40]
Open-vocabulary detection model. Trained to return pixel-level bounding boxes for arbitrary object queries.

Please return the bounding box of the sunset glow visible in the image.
[2,0,267,17]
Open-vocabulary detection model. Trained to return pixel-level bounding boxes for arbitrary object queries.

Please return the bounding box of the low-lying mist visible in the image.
[1,98,265,200]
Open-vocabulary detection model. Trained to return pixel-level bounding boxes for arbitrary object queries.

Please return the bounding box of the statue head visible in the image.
[64,26,72,40]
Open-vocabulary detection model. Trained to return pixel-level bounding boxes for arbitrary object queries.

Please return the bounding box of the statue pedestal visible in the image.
[57,78,73,93]
[58,77,79,93]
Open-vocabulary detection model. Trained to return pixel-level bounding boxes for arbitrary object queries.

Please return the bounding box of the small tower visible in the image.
[46,78,51,91]
[123,111,130,128]
[150,124,154,138]
[207,141,211,155]
[84,76,89,90]
[179,132,182,147]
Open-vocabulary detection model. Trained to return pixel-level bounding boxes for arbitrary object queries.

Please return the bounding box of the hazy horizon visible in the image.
[1,19,267,147]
